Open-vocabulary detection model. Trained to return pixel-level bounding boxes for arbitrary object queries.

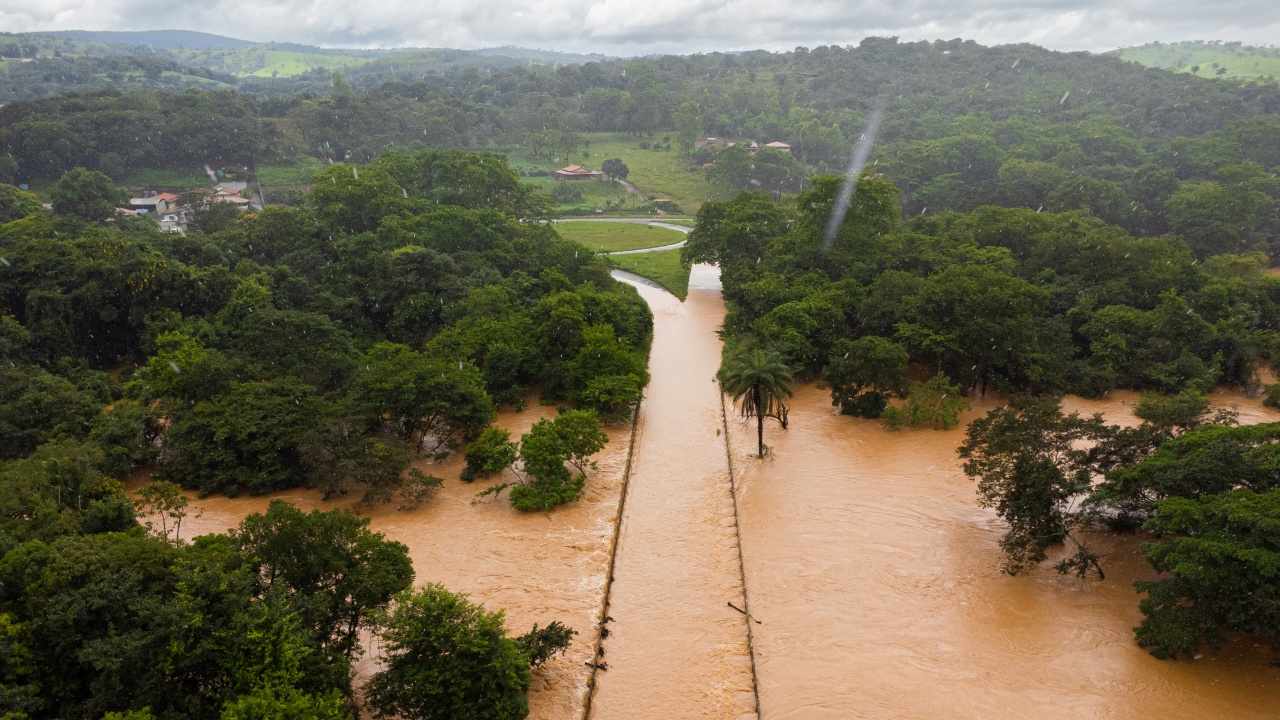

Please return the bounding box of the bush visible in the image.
[516,621,576,667]
[1264,383,1280,409]
[461,427,517,482]
[883,373,970,430]
[551,182,583,204]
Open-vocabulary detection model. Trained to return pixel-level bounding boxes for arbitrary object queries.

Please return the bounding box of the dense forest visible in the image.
[0,150,650,717]
[3,37,1280,234]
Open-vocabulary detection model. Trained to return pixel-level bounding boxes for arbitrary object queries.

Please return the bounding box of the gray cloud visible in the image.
[2,0,1278,55]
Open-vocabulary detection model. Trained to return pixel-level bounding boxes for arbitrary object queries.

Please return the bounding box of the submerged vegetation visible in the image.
[0,149,641,716]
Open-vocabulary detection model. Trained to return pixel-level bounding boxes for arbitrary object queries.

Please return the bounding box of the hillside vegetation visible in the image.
[1113,41,1280,83]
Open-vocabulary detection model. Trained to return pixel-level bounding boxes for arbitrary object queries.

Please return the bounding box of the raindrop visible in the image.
[1060,91,1070,104]
[168,361,182,374]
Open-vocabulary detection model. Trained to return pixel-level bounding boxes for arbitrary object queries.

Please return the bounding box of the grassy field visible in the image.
[1115,42,1280,83]
[554,221,686,252]
[258,158,326,186]
[122,168,210,189]
[512,132,714,214]
[170,48,376,78]
[610,249,691,300]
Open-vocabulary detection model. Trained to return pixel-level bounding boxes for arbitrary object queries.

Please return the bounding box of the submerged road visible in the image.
[590,265,757,719]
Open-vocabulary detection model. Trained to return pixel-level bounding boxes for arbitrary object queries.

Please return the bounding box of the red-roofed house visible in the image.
[553,165,603,180]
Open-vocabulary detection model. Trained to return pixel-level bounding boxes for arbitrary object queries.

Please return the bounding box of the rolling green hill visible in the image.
[1111,41,1280,83]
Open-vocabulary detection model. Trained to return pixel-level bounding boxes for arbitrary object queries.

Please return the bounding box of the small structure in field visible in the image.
[554,165,603,180]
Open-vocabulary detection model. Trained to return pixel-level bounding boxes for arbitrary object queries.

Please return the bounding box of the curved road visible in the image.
[554,218,691,255]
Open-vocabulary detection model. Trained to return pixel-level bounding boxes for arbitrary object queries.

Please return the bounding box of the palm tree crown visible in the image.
[720,347,794,457]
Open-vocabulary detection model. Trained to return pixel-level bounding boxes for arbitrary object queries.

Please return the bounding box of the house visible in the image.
[553,165,603,180]
[129,191,183,215]
[212,194,252,210]
[764,141,792,153]
[694,137,731,149]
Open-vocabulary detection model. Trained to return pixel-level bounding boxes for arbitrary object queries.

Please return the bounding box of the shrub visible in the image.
[883,373,970,430]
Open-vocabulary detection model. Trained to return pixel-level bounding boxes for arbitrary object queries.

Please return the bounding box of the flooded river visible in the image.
[161,260,1280,719]
[171,406,633,719]
[729,386,1280,720]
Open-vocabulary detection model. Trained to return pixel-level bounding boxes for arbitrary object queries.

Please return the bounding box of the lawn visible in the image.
[609,249,691,301]
[554,221,686,252]
[258,158,326,186]
[511,132,714,214]
[121,168,210,189]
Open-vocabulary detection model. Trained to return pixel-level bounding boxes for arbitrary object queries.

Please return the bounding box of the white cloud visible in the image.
[1,0,1278,55]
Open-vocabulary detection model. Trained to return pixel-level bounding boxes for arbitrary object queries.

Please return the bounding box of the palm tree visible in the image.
[720,347,794,458]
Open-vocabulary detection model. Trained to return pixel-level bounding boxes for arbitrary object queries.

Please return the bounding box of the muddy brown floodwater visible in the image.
[730,384,1280,720]
[591,265,757,719]
[146,258,1280,719]
[163,405,634,719]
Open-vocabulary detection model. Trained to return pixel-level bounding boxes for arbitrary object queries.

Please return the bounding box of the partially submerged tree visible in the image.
[882,373,969,430]
[133,479,190,543]
[364,585,532,720]
[720,347,794,458]
[1135,489,1280,659]
[959,398,1110,578]
[824,336,910,418]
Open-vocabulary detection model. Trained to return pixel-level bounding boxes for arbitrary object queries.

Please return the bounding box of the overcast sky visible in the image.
[4,0,1279,56]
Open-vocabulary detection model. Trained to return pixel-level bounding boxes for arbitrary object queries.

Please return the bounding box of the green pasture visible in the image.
[554,221,686,252]
[609,248,691,301]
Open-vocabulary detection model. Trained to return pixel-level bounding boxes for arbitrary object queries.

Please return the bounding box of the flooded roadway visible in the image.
[590,265,757,719]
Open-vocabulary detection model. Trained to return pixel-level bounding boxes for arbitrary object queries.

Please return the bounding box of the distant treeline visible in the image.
[3,38,1279,231]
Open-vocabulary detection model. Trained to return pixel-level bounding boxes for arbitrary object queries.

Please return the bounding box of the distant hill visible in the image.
[43,29,256,50]
[1110,41,1280,84]
[474,46,615,65]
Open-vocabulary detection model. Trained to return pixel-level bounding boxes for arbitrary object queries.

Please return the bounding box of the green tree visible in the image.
[515,622,575,668]
[221,685,348,720]
[824,336,909,418]
[1165,180,1268,258]
[364,585,531,720]
[162,377,325,496]
[356,343,496,455]
[720,347,794,457]
[959,399,1109,577]
[461,427,517,482]
[49,167,128,222]
[1134,489,1280,659]
[1091,422,1280,521]
[600,158,629,181]
[234,500,414,673]
[0,183,43,223]
[506,410,606,512]
[133,480,190,543]
[673,102,702,154]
